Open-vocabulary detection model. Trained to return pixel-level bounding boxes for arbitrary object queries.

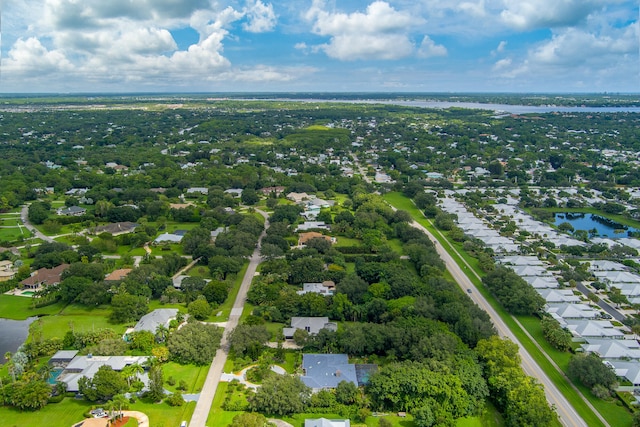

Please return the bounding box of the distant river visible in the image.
[265,98,640,114]
[0,317,37,363]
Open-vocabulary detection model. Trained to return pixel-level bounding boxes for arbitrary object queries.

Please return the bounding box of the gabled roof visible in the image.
[565,320,625,339]
[538,289,580,304]
[510,265,552,277]
[301,354,358,390]
[547,303,598,319]
[497,256,544,266]
[583,339,640,360]
[611,360,640,385]
[523,276,559,288]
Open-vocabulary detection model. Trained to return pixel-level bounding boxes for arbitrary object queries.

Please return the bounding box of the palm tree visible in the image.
[38,364,54,382]
[121,363,144,388]
[155,324,169,343]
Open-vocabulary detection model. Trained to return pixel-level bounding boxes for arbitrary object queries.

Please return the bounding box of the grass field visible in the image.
[163,362,209,394]
[0,396,93,427]
[207,382,242,426]
[39,304,127,340]
[0,294,67,320]
[0,226,31,241]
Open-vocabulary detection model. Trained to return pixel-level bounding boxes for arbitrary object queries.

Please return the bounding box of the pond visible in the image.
[0,317,37,362]
[554,213,640,239]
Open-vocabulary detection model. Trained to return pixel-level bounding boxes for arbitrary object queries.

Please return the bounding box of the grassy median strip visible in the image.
[383,192,622,427]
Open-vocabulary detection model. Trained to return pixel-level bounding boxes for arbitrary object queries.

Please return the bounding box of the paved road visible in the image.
[407,219,589,427]
[189,209,269,427]
[576,283,626,322]
[20,204,55,243]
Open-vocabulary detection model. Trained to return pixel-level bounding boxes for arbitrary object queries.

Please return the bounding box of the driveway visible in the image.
[121,411,149,427]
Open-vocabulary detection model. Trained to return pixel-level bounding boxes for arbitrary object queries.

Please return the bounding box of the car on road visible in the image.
[467,288,472,293]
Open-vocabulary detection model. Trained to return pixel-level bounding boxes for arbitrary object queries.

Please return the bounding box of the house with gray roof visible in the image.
[154,233,184,244]
[283,317,337,339]
[133,309,178,334]
[582,339,640,360]
[57,206,87,216]
[565,320,626,340]
[58,355,149,392]
[301,354,358,392]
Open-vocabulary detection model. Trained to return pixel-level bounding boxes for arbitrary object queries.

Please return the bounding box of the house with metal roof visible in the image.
[133,308,178,334]
[565,320,626,340]
[582,339,640,360]
[283,317,337,339]
[301,354,358,392]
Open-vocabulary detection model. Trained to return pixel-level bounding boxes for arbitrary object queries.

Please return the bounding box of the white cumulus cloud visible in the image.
[305,0,423,60]
[243,0,277,33]
[417,36,447,58]
[4,37,73,77]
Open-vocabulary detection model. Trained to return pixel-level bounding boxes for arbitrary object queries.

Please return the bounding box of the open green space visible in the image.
[0,396,93,427]
[41,305,126,340]
[0,218,22,226]
[163,362,209,394]
[0,226,31,241]
[207,382,242,427]
[0,294,67,320]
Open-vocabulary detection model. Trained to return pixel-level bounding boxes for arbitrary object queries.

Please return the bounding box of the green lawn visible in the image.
[0,218,21,226]
[334,236,362,247]
[40,305,126,340]
[0,294,67,320]
[207,382,242,427]
[163,362,209,394]
[0,226,31,241]
[128,398,196,427]
[0,396,93,427]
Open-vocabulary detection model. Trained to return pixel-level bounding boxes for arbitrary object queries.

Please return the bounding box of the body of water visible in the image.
[266,98,640,114]
[0,317,37,362]
[554,213,640,239]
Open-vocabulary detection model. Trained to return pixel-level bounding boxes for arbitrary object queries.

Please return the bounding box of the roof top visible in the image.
[133,308,179,333]
[104,268,132,282]
[21,264,70,286]
[301,354,358,390]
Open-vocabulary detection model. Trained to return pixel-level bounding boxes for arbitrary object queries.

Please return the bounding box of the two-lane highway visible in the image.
[408,218,589,427]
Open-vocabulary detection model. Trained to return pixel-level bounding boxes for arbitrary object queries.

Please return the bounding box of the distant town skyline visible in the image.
[1,0,639,93]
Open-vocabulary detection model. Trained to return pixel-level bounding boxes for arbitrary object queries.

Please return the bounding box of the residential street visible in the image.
[189,209,269,427]
[21,204,55,243]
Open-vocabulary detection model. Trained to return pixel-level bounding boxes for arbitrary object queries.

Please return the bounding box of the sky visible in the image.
[1,0,639,93]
